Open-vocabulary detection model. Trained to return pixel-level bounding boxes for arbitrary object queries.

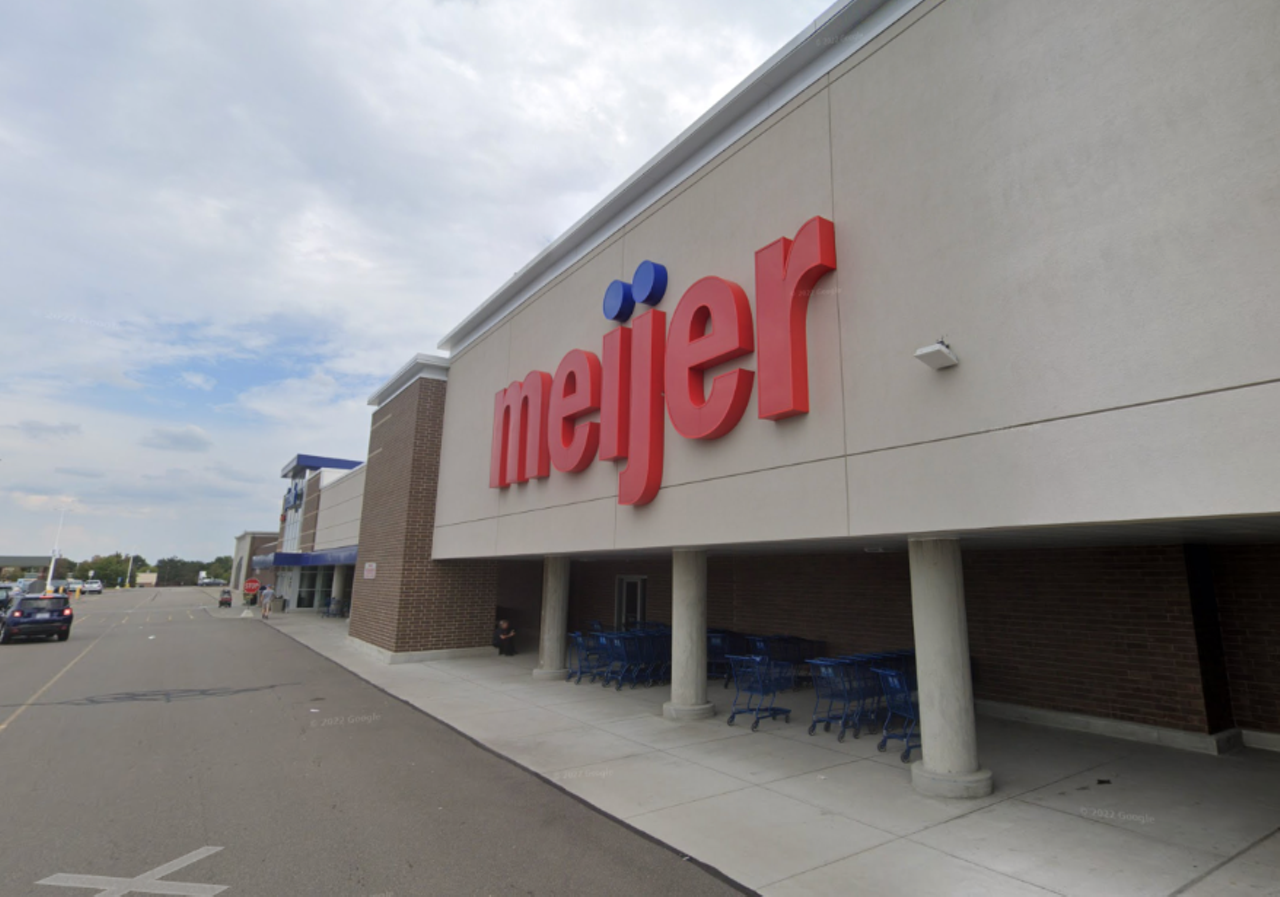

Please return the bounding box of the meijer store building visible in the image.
[313,0,1279,798]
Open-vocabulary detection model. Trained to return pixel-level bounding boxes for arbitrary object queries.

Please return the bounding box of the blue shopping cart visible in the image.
[709,631,747,688]
[746,635,824,686]
[598,633,630,690]
[638,629,671,684]
[567,631,608,684]
[807,659,855,737]
[726,654,794,731]
[872,665,921,762]
[833,653,897,740]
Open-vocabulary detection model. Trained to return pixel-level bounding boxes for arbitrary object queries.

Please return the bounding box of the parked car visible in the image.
[218,588,233,608]
[0,584,17,611]
[65,579,84,594]
[83,580,103,594]
[1,594,74,643]
[199,578,227,587]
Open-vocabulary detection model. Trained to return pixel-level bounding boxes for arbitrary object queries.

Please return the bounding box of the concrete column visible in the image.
[533,556,570,680]
[331,565,348,616]
[908,538,994,798]
[664,549,714,720]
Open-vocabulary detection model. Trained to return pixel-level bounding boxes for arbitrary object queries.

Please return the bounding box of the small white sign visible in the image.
[363,562,377,580]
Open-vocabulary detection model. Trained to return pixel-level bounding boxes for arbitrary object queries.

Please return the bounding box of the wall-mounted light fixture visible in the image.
[914,339,958,370]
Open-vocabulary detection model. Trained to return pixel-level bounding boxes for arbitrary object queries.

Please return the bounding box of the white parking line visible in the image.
[37,845,228,895]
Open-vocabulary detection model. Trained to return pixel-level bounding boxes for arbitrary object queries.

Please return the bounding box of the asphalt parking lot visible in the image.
[0,587,746,896]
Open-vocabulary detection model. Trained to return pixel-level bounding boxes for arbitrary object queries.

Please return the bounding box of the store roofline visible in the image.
[435,0,917,356]
[280,454,363,480]
[368,353,451,408]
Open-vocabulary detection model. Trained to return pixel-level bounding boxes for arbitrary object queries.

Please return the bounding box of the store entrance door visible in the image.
[615,576,647,630]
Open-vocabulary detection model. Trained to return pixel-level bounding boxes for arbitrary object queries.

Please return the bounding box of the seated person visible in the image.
[493,619,516,656]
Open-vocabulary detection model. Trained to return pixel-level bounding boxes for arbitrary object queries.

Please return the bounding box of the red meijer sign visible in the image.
[489,217,837,507]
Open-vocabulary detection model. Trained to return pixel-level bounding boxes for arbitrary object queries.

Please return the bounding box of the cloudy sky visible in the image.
[0,0,834,563]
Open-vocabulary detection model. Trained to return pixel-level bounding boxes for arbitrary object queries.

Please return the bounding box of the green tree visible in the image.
[207,555,233,581]
[155,557,204,587]
[63,553,148,588]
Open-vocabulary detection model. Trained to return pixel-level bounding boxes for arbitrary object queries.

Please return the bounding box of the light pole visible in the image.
[45,507,68,593]
[124,551,135,590]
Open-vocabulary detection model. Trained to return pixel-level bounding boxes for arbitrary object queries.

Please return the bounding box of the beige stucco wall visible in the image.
[313,465,365,551]
[433,0,1280,559]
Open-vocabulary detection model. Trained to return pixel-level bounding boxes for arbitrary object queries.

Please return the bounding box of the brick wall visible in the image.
[1214,544,1280,734]
[298,472,320,553]
[348,376,501,654]
[497,560,544,654]
[567,552,912,654]
[568,556,673,632]
[965,547,1208,732]
[721,553,914,655]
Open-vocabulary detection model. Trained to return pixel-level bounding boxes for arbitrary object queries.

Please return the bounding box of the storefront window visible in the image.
[297,568,317,609]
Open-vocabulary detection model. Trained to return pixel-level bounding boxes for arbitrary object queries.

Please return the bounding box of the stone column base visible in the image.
[531,668,568,681]
[911,763,994,799]
[663,701,715,721]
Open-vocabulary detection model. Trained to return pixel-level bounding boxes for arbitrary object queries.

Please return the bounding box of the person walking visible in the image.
[260,584,275,620]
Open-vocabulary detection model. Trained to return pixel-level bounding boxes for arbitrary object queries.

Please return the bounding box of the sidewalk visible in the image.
[267,613,1280,896]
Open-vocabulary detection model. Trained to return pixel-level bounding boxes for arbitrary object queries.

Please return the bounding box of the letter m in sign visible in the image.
[489,371,552,487]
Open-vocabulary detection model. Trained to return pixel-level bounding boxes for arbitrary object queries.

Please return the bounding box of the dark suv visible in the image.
[1,595,74,643]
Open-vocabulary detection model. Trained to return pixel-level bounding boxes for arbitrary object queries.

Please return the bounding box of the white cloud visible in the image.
[0,0,833,559]
[179,371,216,390]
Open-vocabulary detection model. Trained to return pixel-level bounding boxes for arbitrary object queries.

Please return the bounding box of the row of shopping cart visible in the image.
[567,627,918,760]
[567,628,672,689]
[721,649,920,761]
[708,632,825,687]
[807,651,920,761]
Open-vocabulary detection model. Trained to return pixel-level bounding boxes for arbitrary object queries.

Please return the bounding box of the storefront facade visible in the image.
[250,455,363,614]
[315,0,1277,798]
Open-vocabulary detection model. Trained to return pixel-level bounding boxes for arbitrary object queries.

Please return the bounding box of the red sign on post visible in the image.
[243,578,261,594]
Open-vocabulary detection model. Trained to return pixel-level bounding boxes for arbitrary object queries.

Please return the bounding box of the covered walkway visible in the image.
[271,611,1280,896]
